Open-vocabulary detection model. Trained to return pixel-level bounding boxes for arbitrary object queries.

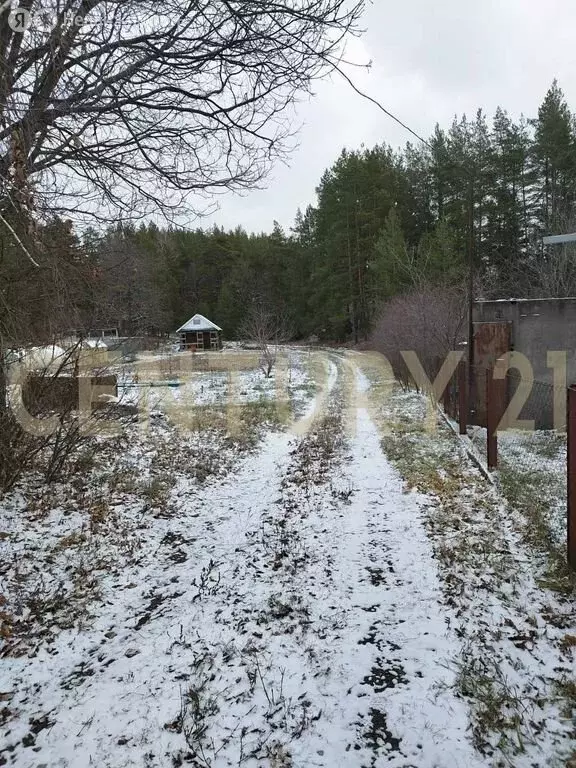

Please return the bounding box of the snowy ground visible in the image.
[467,424,567,548]
[116,348,311,412]
[1,349,575,767]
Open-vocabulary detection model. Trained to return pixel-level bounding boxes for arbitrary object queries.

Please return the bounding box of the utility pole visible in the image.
[467,178,475,411]
[345,208,356,343]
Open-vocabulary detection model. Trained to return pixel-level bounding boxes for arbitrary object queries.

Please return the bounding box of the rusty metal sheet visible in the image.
[472,321,511,427]
[568,386,576,567]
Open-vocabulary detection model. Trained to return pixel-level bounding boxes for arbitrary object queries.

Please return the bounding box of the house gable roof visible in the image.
[177,314,222,333]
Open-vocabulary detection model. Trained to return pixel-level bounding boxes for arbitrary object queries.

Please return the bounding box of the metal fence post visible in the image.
[442,378,451,415]
[486,368,498,470]
[458,360,468,435]
[567,386,576,568]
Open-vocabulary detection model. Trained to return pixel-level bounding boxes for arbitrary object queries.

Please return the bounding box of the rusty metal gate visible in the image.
[472,321,511,427]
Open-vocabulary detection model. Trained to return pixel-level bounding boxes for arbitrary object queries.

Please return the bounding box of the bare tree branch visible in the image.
[239,302,293,377]
[0,0,365,221]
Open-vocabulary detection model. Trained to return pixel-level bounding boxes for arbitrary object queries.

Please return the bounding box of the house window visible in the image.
[193,318,201,325]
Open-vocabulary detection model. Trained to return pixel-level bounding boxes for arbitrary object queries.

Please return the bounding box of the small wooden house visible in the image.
[177,314,223,351]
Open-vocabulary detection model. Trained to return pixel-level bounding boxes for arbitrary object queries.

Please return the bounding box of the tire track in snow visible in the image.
[1,351,487,767]
[0,353,339,767]
[303,356,485,768]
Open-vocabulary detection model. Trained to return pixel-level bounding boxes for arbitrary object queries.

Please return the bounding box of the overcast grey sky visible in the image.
[199,0,576,235]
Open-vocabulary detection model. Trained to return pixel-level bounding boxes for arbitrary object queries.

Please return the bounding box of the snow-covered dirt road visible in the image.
[1,350,574,767]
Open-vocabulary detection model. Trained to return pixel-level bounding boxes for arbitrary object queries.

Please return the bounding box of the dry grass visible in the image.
[498,461,575,594]
[1,353,315,660]
[467,428,574,592]
[132,350,263,380]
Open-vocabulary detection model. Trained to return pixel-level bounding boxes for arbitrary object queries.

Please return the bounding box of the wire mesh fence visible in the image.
[439,362,570,559]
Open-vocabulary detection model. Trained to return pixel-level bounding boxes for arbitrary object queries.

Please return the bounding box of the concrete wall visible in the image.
[473,298,576,385]
[473,298,576,428]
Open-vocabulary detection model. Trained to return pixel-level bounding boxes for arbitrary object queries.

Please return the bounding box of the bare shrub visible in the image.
[370,284,467,388]
[239,305,293,378]
[43,416,90,484]
[0,415,45,492]
[0,342,117,490]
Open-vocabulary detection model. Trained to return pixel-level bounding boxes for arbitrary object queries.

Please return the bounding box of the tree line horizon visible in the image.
[4,79,576,347]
